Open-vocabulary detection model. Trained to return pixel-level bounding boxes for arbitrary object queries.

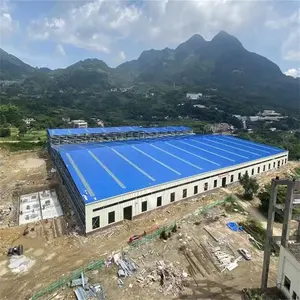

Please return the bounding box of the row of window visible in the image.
[283,275,298,300]
[90,157,288,230]
[92,211,116,229]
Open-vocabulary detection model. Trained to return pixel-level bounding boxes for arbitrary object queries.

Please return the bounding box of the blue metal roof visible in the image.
[54,135,286,204]
[48,126,191,137]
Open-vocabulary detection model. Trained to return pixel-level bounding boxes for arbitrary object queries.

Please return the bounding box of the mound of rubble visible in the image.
[136,260,189,296]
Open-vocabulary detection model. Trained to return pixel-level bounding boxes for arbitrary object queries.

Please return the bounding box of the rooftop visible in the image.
[288,243,300,263]
[53,135,286,204]
[48,126,191,137]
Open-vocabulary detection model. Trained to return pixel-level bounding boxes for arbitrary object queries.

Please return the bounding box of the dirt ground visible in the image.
[0,149,50,226]
[0,148,299,300]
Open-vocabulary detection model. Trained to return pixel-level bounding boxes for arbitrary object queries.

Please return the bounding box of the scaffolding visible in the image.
[47,126,193,145]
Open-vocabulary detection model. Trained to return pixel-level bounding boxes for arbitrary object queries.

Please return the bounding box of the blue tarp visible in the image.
[227,222,243,232]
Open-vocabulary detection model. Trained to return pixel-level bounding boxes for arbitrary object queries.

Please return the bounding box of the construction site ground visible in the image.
[0,147,299,300]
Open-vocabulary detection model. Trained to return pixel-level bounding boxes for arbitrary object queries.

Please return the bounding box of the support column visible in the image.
[297,221,300,243]
[281,181,296,247]
[261,179,278,290]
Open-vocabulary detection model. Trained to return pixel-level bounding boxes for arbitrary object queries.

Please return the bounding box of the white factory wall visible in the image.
[277,246,300,300]
[85,153,288,233]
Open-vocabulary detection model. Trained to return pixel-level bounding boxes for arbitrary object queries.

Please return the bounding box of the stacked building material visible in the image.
[72,272,106,300]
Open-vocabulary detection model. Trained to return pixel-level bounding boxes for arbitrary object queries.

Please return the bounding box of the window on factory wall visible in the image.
[278,161,280,168]
[230,175,234,182]
[285,158,287,164]
[214,179,218,188]
[141,201,147,212]
[238,173,241,180]
[273,162,276,168]
[182,189,187,198]
[204,182,208,191]
[284,276,291,291]
[251,169,254,176]
[92,216,100,229]
[269,163,271,170]
[108,211,115,224]
[157,196,162,207]
[170,192,175,202]
[263,165,266,172]
[194,185,198,195]
[258,167,260,173]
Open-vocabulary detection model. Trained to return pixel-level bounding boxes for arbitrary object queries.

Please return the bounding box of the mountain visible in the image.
[116,31,283,85]
[48,59,114,90]
[0,48,34,80]
[0,31,299,109]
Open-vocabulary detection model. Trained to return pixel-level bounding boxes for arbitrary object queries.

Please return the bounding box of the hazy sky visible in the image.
[1,0,299,77]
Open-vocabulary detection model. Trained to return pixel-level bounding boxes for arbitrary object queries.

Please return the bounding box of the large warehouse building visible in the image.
[48,126,288,234]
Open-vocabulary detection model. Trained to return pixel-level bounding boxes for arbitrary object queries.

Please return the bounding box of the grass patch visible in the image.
[239,218,270,251]
[0,127,47,142]
[224,195,245,213]
[1,141,45,152]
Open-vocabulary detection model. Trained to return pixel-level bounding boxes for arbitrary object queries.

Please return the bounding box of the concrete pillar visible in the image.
[281,181,295,247]
[297,221,300,243]
[261,179,278,290]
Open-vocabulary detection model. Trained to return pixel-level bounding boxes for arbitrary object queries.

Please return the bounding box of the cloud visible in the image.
[55,44,66,56]
[265,8,300,62]
[27,0,264,53]
[118,51,126,61]
[284,68,300,78]
[0,0,18,40]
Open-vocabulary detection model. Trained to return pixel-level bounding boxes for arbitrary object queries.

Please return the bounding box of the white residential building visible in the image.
[277,244,300,300]
[23,118,36,126]
[186,93,203,100]
[70,120,88,128]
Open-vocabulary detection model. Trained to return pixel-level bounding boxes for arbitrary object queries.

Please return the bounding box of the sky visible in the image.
[0,0,299,78]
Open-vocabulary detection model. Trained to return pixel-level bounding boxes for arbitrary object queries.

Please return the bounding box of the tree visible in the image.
[258,183,287,214]
[18,123,28,136]
[0,127,11,137]
[239,172,259,200]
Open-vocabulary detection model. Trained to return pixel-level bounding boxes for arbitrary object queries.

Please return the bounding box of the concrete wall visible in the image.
[277,246,300,299]
[85,152,288,233]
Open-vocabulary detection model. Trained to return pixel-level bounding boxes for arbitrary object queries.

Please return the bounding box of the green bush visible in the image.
[0,127,11,137]
[239,172,259,200]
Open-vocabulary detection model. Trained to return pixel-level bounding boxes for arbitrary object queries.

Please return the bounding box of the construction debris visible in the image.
[136,260,188,296]
[210,246,243,272]
[113,252,138,285]
[72,272,106,300]
[69,275,88,287]
[7,245,23,256]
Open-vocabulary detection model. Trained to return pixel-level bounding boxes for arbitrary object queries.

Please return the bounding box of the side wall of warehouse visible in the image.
[85,152,288,233]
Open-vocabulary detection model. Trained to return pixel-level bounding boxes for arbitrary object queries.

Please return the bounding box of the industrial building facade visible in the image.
[85,153,287,233]
[49,127,288,234]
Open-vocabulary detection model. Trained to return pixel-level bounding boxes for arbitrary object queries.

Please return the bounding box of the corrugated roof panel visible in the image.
[48,126,192,137]
[54,135,286,204]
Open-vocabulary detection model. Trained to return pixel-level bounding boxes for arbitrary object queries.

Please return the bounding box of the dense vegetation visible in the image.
[238,131,300,161]
[1,32,299,121]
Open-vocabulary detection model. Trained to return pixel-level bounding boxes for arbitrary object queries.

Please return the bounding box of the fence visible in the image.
[31,197,231,299]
